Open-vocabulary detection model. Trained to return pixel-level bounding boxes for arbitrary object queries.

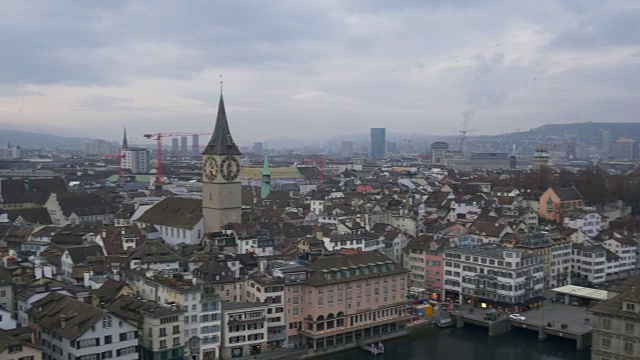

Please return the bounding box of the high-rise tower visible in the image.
[370,128,386,159]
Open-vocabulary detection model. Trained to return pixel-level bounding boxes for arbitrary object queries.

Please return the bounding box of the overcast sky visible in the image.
[1,0,640,145]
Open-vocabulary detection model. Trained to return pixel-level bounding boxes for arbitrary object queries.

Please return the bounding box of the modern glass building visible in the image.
[370,128,386,159]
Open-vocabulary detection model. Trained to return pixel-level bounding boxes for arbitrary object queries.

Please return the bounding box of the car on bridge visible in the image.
[509,314,526,321]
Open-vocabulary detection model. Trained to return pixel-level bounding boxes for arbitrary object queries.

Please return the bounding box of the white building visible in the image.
[134,272,222,360]
[244,271,286,348]
[121,147,150,174]
[135,197,204,246]
[571,243,607,285]
[514,233,573,288]
[16,284,74,327]
[563,211,606,238]
[321,233,383,253]
[31,293,138,360]
[603,238,638,280]
[0,145,20,160]
[443,245,545,311]
[221,302,269,359]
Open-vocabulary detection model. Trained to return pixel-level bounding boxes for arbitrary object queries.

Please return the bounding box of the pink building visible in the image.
[282,252,410,349]
[404,235,446,300]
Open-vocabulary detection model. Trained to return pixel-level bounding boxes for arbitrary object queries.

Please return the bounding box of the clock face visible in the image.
[203,156,218,182]
[220,156,241,181]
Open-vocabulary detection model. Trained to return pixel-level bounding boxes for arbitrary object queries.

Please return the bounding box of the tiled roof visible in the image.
[470,221,509,238]
[552,187,583,201]
[66,244,104,265]
[90,279,130,306]
[135,197,202,229]
[29,293,107,340]
[305,251,408,287]
[129,240,181,264]
[53,192,113,217]
[590,275,640,320]
[6,207,52,224]
[0,177,66,204]
[0,329,40,354]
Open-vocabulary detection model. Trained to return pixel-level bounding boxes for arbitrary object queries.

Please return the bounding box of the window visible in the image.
[103,315,112,329]
[104,335,112,344]
[625,302,636,312]
[8,345,23,354]
[601,338,611,349]
[624,342,634,354]
[160,340,167,349]
[117,347,137,356]
[101,352,113,360]
[617,319,635,337]
[160,328,167,337]
[173,325,180,334]
[602,318,612,330]
[78,338,97,349]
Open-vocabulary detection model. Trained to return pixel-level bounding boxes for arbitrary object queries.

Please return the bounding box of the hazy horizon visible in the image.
[2,1,640,145]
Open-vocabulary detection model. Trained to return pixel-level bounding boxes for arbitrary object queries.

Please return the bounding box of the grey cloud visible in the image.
[76,95,157,112]
[550,8,640,49]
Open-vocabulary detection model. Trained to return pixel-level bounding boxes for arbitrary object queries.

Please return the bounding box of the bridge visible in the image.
[455,302,593,350]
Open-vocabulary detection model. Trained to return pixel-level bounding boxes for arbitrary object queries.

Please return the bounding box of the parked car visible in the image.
[509,314,526,321]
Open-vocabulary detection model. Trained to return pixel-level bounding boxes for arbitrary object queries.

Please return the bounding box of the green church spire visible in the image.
[261,152,271,199]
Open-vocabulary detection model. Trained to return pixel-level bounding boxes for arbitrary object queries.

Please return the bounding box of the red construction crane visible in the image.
[143,132,211,186]
[297,154,330,188]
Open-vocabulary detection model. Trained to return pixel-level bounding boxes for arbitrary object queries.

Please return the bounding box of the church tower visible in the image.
[260,152,271,199]
[202,92,242,233]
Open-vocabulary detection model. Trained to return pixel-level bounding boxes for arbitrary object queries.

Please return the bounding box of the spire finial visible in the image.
[220,74,223,94]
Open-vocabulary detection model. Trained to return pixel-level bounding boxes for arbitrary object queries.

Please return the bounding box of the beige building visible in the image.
[590,276,640,359]
[0,330,42,360]
[283,252,410,349]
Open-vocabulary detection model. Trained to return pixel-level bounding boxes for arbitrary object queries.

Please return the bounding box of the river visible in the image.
[316,325,590,360]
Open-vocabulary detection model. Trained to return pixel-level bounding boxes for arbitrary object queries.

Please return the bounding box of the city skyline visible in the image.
[2,1,640,143]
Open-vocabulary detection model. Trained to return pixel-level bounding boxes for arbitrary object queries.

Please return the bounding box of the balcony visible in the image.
[228,316,266,326]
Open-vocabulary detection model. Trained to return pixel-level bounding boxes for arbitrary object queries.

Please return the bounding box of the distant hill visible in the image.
[501,122,640,141]
[0,130,116,150]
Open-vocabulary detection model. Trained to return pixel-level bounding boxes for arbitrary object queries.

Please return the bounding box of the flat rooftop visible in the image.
[552,285,612,301]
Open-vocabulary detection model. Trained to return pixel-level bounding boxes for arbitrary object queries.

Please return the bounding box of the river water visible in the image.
[317,325,590,360]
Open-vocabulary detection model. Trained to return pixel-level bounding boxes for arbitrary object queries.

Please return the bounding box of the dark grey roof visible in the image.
[202,94,241,156]
[135,197,202,229]
[66,244,104,265]
[29,293,106,340]
[552,187,583,201]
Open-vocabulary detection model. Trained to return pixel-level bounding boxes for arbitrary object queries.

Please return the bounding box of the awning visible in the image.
[551,285,610,301]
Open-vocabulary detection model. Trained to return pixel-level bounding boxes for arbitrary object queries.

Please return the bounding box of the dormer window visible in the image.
[546,199,553,212]
[625,302,636,312]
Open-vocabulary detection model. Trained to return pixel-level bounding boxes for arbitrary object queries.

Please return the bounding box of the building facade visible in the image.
[221,302,269,359]
[370,128,386,159]
[443,245,545,312]
[589,277,640,359]
[283,252,410,350]
[30,293,139,360]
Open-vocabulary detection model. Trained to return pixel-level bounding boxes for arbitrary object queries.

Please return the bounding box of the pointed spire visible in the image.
[122,127,129,149]
[261,151,271,199]
[262,152,271,176]
[202,89,241,156]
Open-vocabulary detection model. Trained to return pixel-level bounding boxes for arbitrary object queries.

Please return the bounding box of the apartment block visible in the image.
[443,245,545,312]
[221,302,269,359]
[30,293,138,360]
[282,252,410,350]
